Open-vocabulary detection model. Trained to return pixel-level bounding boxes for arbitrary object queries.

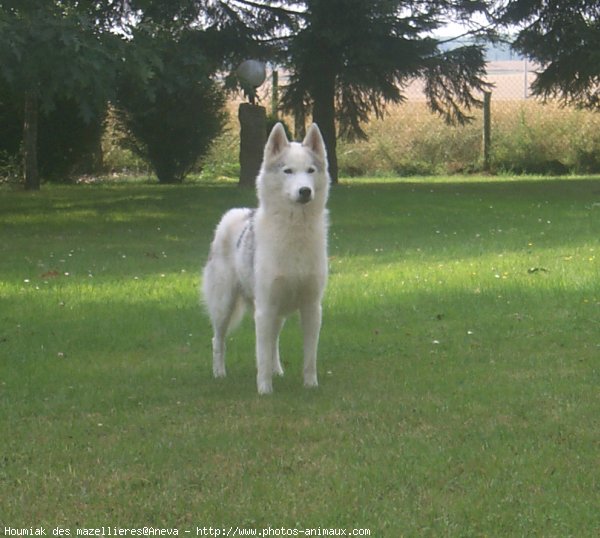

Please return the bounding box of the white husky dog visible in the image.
[202,123,330,394]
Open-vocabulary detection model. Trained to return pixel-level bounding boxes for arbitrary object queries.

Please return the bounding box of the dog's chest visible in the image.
[257,221,325,269]
[253,215,327,307]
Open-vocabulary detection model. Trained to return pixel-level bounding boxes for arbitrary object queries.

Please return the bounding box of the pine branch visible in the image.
[435,21,498,46]
[225,0,304,18]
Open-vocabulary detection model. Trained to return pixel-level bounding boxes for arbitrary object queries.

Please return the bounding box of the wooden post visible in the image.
[271,69,279,118]
[482,91,491,172]
[238,103,266,187]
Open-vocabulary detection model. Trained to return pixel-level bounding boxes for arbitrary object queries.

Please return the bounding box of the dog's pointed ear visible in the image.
[264,122,289,161]
[302,123,327,161]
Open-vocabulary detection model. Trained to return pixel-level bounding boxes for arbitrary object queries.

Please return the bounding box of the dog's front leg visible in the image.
[301,302,322,388]
[255,309,282,394]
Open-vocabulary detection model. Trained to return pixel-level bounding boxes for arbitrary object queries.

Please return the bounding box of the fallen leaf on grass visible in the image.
[527,267,549,274]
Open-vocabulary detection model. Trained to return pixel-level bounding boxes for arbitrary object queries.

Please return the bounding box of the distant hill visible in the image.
[485,42,524,62]
[438,37,525,62]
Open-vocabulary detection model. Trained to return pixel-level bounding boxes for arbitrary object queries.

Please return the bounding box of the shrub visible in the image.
[38,98,105,182]
[0,86,105,183]
[116,32,226,184]
[197,125,240,181]
[0,150,21,184]
[101,105,151,177]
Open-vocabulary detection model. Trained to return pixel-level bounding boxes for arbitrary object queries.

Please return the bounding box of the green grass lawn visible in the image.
[1,177,599,535]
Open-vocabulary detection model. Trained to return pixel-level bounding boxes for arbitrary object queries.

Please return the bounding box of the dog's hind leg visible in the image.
[203,253,245,378]
[209,293,245,378]
[273,318,286,377]
[300,302,322,388]
[211,332,227,378]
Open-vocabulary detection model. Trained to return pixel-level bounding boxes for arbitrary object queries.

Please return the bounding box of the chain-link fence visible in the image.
[261,52,538,106]
[403,59,538,102]
[224,59,600,178]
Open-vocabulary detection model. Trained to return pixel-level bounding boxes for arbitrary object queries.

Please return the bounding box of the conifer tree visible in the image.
[498,0,600,108]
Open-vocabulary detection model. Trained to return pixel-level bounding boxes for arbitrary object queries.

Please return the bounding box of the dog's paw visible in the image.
[257,381,273,395]
[273,362,285,377]
[304,375,318,389]
[213,367,227,378]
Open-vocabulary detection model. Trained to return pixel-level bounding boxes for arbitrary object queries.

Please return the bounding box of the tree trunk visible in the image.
[311,73,338,184]
[23,90,40,191]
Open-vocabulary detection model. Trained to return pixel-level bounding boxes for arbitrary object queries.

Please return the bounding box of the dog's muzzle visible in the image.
[297,187,313,204]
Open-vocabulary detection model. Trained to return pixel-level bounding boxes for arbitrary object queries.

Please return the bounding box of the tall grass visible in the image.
[186,100,600,181]
[91,100,600,182]
[336,100,600,177]
[1,178,599,534]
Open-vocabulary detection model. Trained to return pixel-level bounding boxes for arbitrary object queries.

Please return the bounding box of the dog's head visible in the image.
[258,123,330,208]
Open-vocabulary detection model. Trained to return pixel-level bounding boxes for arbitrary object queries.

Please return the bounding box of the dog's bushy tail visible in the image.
[202,259,247,335]
[202,208,251,338]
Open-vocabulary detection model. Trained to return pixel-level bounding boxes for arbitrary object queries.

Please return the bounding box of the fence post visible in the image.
[523,58,528,99]
[271,69,279,118]
[482,91,491,172]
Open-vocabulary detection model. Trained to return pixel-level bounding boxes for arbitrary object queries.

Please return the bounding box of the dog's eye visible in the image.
[307,166,316,174]
[283,167,293,175]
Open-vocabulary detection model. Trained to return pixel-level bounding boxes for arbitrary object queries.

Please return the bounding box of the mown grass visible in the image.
[1,177,599,535]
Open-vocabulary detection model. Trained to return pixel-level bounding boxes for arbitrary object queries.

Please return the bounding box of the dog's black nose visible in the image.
[298,187,312,203]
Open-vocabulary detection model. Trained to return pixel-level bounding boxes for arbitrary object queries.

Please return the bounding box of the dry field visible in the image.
[404,60,539,101]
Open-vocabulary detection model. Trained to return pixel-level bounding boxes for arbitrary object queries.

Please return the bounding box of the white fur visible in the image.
[202,123,330,394]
